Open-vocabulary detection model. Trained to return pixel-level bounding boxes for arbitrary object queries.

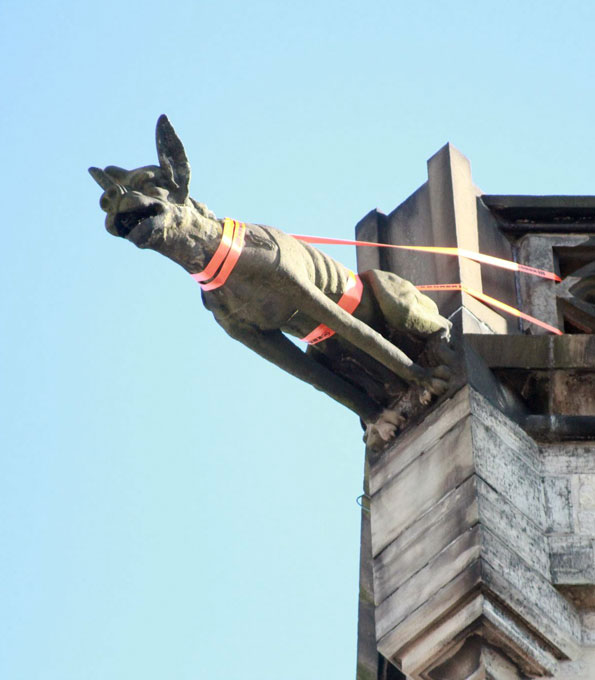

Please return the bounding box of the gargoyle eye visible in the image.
[130,171,155,190]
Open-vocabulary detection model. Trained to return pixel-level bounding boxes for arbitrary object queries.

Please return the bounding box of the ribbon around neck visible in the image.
[190,218,246,291]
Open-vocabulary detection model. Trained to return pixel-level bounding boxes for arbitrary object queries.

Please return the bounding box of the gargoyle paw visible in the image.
[422,364,451,397]
[419,388,432,405]
[365,408,407,449]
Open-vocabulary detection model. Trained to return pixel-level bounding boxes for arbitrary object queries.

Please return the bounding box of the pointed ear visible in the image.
[156,115,191,202]
[104,166,129,182]
[89,167,117,191]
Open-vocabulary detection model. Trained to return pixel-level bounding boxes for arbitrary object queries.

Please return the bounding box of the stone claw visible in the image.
[428,376,449,395]
[416,363,452,397]
[375,420,397,441]
[419,388,432,405]
[365,408,408,450]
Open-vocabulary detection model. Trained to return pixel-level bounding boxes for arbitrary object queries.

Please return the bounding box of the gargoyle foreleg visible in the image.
[217,321,382,422]
[294,283,449,394]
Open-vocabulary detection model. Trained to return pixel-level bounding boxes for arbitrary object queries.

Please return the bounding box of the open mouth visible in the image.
[113,204,164,238]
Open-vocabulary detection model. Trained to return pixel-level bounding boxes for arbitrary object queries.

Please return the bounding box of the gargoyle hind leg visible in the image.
[294,282,450,394]
[217,321,382,423]
[364,270,451,339]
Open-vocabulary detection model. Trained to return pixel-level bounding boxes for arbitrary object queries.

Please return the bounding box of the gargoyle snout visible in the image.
[88,166,126,214]
[99,185,127,213]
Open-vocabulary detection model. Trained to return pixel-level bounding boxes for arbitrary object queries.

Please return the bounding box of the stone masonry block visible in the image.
[545,476,574,534]
[579,474,595,510]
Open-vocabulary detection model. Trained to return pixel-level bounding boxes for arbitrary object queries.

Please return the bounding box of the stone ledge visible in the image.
[466,334,595,370]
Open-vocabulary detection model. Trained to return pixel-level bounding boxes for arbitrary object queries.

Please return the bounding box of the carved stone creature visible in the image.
[90,116,453,446]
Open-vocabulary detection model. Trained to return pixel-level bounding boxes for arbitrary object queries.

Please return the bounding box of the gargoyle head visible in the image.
[89,115,195,249]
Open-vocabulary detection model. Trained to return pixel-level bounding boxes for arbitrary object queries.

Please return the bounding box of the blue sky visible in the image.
[2,1,595,679]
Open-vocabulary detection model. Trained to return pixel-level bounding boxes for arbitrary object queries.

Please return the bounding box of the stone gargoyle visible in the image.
[89,115,453,447]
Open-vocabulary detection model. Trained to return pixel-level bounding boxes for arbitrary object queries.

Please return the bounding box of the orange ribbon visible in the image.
[191,218,246,291]
[291,234,561,282]
[416,283,563,335]
[189,221,562,336]
[300,271,364,344]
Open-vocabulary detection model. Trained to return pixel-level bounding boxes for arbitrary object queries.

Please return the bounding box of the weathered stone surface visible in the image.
[377,561,483,662]
[526,415,595,441]
[482,598,558,677]
[476,197,518,328]
[544,475,574,533]
[554,648,595,679]
[550,536,595,585]
[542,443,595,474]
[373,477,479,604]
[481,534,581,658]
[369,387,472,495]
[427,635,524,680]
[467,334,595,370]
[427,143,483,301]
[356,144,595,679]
[380,143,509,332]
[462,342,529,427]
[354,209,383,274]
[377,525,579,667]
[379,183,437,294]
[468,388,541,471]
[550,371,595,415]
[398,596,485,677]
[383,590,563,679]
[579,475,595,509]
[373,473,550,612]
[517,233,595,335]
[370,385,584,677]
[471,419,546,530]
[397,596,561,679]
[518,235,561,335]
[477,477,550,580]
[356,470,380,680]
[376,526,482,640]
[371,415,474,557]
[481,195,595,225]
